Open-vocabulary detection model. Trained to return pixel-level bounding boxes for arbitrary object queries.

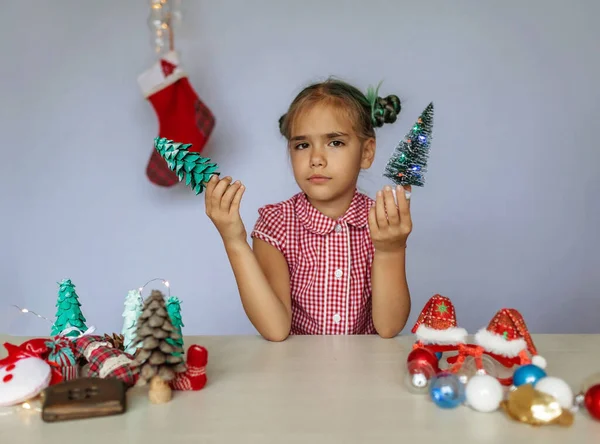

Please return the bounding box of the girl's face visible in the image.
[288,102,375,205]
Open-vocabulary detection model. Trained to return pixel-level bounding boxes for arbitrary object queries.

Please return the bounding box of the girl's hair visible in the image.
[279,78,401,141]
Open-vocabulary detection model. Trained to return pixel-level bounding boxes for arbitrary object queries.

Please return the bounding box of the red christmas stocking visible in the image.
[170,345,207,391]
[138,51,216,187]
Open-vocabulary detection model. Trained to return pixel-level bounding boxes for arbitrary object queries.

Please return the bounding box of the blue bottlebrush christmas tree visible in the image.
[383,102,434,187]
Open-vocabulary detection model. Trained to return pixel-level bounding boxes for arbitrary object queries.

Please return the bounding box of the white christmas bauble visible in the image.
[465,374,503,413]
[411,373,428,388]
[534,376,573,409]
[0,357,52,406]
[531,355,547,369]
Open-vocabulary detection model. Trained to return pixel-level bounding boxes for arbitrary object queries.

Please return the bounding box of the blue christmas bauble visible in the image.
[513,364,547,387]
[435,352,443,360]
[429,372,466,409]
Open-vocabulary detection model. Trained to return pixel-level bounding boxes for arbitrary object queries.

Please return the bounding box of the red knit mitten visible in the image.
[138,51,216,187]
[170,345,207,391]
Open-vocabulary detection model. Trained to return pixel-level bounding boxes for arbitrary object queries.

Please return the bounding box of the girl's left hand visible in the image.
[368,184,412,253]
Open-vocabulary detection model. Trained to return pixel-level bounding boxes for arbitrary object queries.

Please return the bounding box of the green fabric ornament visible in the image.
[50,279,88,337]
[166,296,184,355]
[383,102,434,187]
[154,137,220,195]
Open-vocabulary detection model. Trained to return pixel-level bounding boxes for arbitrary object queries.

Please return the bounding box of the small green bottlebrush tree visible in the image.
[383,102,434,187]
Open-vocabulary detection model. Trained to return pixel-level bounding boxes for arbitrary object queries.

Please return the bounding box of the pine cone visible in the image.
[140,364,157,382]
[159,341,175,354]
[132,290,187,384]
[151,327,169,339]
[103,333,125,351]
[136,349,152,363]
[158,366,175,381]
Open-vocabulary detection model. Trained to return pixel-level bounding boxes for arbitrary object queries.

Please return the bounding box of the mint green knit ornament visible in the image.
[154,137,220,195]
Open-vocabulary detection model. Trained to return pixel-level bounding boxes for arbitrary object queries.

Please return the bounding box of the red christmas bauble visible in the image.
[584,384,600,421]
[407,348,440,375]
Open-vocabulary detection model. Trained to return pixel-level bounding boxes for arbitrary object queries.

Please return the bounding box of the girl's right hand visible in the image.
[205,175,247,244]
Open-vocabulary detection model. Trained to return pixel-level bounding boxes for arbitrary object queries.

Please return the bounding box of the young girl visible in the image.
[205,79,412,341]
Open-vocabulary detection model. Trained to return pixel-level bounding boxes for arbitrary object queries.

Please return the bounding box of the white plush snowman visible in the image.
[0,357,52,407]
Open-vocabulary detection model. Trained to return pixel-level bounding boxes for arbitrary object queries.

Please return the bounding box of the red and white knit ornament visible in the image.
[170,345,207,391]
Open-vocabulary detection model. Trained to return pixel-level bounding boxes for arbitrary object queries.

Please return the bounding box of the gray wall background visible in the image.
[1,0,598,336]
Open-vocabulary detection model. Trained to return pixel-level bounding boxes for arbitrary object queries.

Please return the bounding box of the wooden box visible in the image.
[41,377,126,422]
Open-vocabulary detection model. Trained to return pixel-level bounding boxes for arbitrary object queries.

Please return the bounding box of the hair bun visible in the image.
[372,94,402,127]
[278,114,286,133]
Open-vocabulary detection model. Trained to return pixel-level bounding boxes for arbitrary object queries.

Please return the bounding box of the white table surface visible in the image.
[0,334,599,443]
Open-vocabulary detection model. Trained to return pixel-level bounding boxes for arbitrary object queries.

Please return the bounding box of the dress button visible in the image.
[333,313,341,324]
[334,269,343,279]
[334,224,342,233]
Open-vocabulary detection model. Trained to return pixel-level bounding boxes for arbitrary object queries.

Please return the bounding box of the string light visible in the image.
[21,400,41,412]
[10,277,171,328]
[138,278,171,302]
[0,400,42,417]
[147,0,181,54]
[11,305,53,324]
[10,304,96,339]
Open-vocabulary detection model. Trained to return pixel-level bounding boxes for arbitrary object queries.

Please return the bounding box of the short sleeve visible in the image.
[250,203,286,252]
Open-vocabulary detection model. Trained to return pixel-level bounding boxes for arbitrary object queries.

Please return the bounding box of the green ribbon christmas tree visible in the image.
[154,137,220,194]
[166,296,184,355]
[383,102,434,187]
[50,279,88,337]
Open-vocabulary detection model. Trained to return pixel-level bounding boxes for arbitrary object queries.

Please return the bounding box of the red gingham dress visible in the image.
[251,189,376,335]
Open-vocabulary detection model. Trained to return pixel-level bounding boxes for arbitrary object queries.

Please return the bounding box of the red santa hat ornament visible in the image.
[474,308,546,369]
[411,294,467,345]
